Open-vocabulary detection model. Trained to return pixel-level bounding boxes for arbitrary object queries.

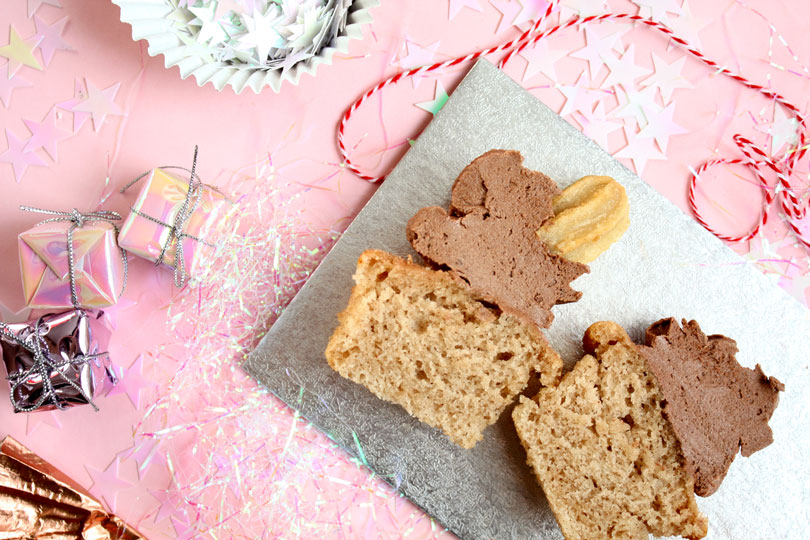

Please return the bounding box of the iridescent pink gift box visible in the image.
[19,222,125,309]
[118,168,230,279]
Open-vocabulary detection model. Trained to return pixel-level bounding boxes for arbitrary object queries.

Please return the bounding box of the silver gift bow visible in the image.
[0,318,105,412]
[120,146,226,288]
[19,206,128,310]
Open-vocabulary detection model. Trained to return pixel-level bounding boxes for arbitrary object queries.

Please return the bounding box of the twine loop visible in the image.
[336,0,809,250]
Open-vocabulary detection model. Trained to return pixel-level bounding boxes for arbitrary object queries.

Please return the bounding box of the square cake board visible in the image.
[244,59,810,540]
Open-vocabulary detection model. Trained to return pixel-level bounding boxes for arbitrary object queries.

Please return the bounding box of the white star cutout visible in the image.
[601,44,652,89]
[636,102,688,153]
[521,39,568,82]
[769,106,799,155]
[615,127,667,175]
[640,53,694,102]
[558,72,605,117]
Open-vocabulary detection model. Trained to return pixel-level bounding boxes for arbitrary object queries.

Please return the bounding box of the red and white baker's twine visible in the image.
[337,2,809,249]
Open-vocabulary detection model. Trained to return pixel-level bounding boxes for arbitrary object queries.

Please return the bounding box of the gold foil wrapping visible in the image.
[0,437,143,539]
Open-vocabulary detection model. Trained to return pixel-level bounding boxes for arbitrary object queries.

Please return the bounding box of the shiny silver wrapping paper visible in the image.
[244,60,810,540]
[1,310,116,412]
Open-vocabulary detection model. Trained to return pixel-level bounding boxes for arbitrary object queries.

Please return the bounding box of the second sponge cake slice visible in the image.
[513,322,707,540]
[326,250,563,449]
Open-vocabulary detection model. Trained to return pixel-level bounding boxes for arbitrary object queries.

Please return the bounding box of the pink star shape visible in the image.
[570,25,628,79]
[613,84,662,129]
[0,65,31,108]
[520,39,568,81]
[601,44,651,90]
[86,458,134,514]
[1,129,46,183]
[560,0,606,18]
[449,0,482,20]
[557,72,605,117]
[492,0,551,31]
[636,102,688,153]
[23,108,71,161]
[57,78,91,132]
[579,102,622,151]
[640,53,694,102]
[27,0,62,17]
[71,80,124,132]
[33,15,72,67]
[107,354,157,409]
[615,127,667,175]
[119,437,168,479]
[148,489,177,525]
[170,514,198,540]
[25,410,63,435]
[397,38,441,89]
[490,0,522,34]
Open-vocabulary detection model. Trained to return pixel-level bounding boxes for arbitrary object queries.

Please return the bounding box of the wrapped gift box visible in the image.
[1,310,116,413]
[19,221,125,309]
[118,167,230,282]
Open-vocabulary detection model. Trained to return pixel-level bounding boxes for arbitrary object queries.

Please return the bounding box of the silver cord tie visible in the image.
[0,320,104,412]
[19,206,128,310]
[121,146,225,288]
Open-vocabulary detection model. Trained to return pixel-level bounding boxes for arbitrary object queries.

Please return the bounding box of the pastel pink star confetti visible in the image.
[640,53,694,102]
[86,458,134,514]
[33,15,72,67]
[520,38,568,81]
[107,354,157,409]
[27,0,61,18]
[615,127,667,175]
[0,128,47,183]
[23,108,71,161]
[490,0,549,33]
[636,102,688,153]
[56,78,91,132]
[579,102,622,150]
[397,39,441,89]
[660,0,710,50]
[25,410,63,435]
[449,0,482,20]
[570,24,629,79]
[71,80,125,132]
[633,0,682,21]
[119,437,168,479]
[0,65,31,108]
[560,0,606,18]
[557,72,605,117]
[170,514,198,540]
[149,488,184,525]
[769,106,799,155]
[613,85,662,129]
[601,44,651,90]
[490,0,522,34]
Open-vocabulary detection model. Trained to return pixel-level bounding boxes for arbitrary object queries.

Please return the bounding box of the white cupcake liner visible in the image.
[112,0,379,94]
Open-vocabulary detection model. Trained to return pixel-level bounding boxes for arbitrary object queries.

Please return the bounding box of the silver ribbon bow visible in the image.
[19,206,128,310]
[120,146,220,288]
[0,318,105,412]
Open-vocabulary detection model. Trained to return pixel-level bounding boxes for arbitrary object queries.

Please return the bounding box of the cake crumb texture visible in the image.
[326,249,562,449]
[513,321,708,540]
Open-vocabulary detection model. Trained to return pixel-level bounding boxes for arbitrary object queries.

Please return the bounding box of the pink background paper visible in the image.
[1,0,808,538]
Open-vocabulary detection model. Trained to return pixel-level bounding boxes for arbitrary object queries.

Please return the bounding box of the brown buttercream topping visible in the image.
[406,150,588,328]
[640,318,784,496]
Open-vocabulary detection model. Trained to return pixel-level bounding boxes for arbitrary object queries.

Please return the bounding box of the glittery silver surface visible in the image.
[244,60,810,540]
